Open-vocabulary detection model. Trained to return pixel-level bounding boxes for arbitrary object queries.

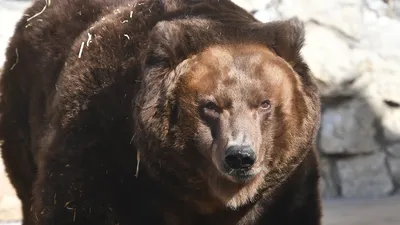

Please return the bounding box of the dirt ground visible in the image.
[323,196,400,225]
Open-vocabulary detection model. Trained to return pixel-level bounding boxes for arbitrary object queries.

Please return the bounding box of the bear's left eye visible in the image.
[260,100,271,111]
[203,101,220,112]
[200,101,221,119]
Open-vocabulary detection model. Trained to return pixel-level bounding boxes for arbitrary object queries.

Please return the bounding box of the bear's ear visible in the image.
[146,20,194,68]
[262,17,306,66]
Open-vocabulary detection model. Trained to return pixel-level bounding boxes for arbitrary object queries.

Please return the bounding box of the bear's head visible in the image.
[134,1,320,213]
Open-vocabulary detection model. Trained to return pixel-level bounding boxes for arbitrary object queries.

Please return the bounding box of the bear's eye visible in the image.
[204,101,220,112]
[260,100,271,111]
[201,101,221,118]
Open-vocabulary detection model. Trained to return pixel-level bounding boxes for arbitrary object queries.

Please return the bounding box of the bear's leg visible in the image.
[284,158,322,225]
[264,151,322,225]
[32,164,120,225]
[21,199,35,225]
[31,133,122,225]
[1,139,36,225]
[288,183,322,225]
[0,109,37,225]
[268,174,322,225]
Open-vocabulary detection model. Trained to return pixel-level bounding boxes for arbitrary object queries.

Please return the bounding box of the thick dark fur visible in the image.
[0,0,322,225]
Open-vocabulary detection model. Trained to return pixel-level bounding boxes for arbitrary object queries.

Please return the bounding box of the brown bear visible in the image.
[0,0,322,225]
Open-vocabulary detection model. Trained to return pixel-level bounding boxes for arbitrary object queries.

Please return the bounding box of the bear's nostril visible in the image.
[224,146,256,170]
[225,155,243,170]
[241,156,255,169]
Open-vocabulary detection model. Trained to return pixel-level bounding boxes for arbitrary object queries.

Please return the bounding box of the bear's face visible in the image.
[185,44,292,183]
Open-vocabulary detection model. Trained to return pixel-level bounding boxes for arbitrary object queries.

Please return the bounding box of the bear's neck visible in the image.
[164,207,257,225]
[138,165,265,225]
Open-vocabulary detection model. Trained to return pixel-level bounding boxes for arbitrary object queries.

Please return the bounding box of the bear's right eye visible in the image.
[201,101,221,118]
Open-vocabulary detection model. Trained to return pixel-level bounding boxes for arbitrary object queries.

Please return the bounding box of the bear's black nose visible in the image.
[224,145,256,170]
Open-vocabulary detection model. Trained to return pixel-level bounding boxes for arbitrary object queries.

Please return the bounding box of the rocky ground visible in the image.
[1,0,400,224]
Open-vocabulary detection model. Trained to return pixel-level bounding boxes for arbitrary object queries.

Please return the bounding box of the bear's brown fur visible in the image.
[0,0,322,225]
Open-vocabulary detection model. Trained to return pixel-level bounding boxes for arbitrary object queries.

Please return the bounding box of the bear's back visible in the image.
[1,0,131,96]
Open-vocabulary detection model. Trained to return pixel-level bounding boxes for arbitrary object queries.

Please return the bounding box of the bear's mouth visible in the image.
[225,167,260,183]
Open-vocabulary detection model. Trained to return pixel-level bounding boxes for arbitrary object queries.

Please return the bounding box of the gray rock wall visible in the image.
[232,0,400,199]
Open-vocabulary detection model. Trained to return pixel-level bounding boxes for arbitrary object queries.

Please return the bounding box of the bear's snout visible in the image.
[221,145,260,183]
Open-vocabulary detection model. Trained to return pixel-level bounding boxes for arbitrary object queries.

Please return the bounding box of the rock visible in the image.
[388,157,400,187]
[358,72,400,142]
[278,0,363,38]
[395,0,400,18]
[380,107,400,143]
[337,153,394,198]
[365,0,400,19]
[318,97,381,155]
[387,143,400,158]
[319,157,339,198]
[230,0,271,12]
[301,23,361,97]
[253,7,281,23]
[359,18,400,67]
